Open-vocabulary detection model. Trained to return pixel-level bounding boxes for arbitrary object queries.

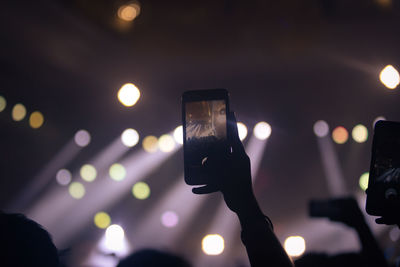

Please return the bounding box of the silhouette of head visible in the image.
[117,248,191,267]
[0,212,60,267]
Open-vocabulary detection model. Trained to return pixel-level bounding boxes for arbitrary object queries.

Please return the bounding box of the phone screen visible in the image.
[367,121,400,215]
[184,99,228,184]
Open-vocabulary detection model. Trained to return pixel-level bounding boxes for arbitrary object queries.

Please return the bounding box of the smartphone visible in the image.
[366,120,400,216]
[309,199,342,218]
[182,89,230,185]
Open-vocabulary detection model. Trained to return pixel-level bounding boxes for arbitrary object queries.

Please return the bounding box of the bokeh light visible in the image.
[29,111,44,129]
[202,234,225,255]
[109,163,127,181]
[359,172,369,191]
[105,224,125,252]
[117,2,141,22]
[158,134,175,152]
[94,212,111,229]
[56,169,72,185]
[352,124,368,143]
[379,65,400,89]
[237,122,248,141]
[0,96,6,112]
[173,126,183,145]
[121,128,139,147]
[142,135,158,153]
[132,182,150,199]
[373,116,386,128]
[80,164,97,182]
[69,182,85,199]
[332,126,348,144]
[11,103,26,121]
[284,236,306,257]
[253,121,272,140]
[313,120,329,137]
[74,130,91,147]
[118,83,140,107]
[161,211,179,228]
[389,227,400,242]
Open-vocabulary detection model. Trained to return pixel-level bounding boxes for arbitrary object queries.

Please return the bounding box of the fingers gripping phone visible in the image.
[366,120,400,216]
[182,89,230,185]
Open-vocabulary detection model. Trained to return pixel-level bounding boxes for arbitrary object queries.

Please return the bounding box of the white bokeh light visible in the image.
[118,83,141,107]
[237,122,248,141]
[74,130,91,147]
[105,224,125,252]
[253,121,272,140]
[313,120,329,137]
[173,126,183,145]
[158,134,175,152]
[121,128,139,147]
[56,169,72,185]
[202,234,225,255]
[284,236,306,257]
[379,65,400,89]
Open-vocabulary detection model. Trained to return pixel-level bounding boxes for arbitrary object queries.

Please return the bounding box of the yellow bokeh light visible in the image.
[380,65,400,89]
[69,182,86,199]
[117,2,141,22]
[109,163,127,181]
[0,96,6,112]
[173,126,183,145]
[94,212,111,229]
[12,103,26,121]
[80,164,97,182]
[359,172,369,191]
[118,83,140,107]
[158,134,175,152]
[284,236,306,257]
[352,124,368,143]
[202,234,225,255]
[237,122,248,141]
[332,126,348,144]
[29,111,44,129]
[142,135,158,153]
[132,182,150,200]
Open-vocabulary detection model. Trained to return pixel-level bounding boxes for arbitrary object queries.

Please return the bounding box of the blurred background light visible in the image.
[158,134,175,152]
[69,182,86,199]
[389,227,400,242]
[56,169,72,186]
[359,172,369,191]
[109,163,127,181]
[80,164,97,182]
[379,65,399,89]
[373,116,386,128]
[284,236,306,257]
[237,122,248,141]
[332,126,348,144]
[117,2,141,22]
[121,128,139,147]
[94,212,111,229]
[351,124,368,143]
[74,130,91,147]
[11,103,26,121]
[173,126,183,145]
[132,181,150,199]
[253,121,271,140]
[161,211,179,228]
[313,120,329,137]
[0,96,6,112]
[118,83,140,107]
[142,135,158,153]
[202,234,225,255]
[29,111,44,129]
[105,224,125,252]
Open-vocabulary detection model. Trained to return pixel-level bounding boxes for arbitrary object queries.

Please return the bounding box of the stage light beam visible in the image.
[118,83,140,106]
[380,65,399,89]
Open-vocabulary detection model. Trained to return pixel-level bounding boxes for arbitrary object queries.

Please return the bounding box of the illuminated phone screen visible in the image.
[373,135,400,186]
[185,100,227,141]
